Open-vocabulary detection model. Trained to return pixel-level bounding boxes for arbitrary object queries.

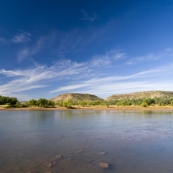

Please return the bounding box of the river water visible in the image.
[0,110,173,173]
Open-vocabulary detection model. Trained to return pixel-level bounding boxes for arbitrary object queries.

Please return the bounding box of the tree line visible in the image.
[109,98,173,107]
[0,95,55,108]
[1,95,173,108]
[57,100,107,108]
[27,98,55,107]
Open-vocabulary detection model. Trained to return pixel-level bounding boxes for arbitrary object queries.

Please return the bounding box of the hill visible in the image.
[52,93,104,103]
[105,91,173,101]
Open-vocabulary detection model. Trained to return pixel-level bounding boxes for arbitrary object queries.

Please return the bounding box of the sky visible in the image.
[1,0,173,100]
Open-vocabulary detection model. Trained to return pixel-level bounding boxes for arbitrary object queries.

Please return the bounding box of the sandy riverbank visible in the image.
[1,105,173,111]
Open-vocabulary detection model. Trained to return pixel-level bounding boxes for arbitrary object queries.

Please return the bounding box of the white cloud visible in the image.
[1,48,173,100]
[81,10,98,22]
[0,59,89,99]
[17,32,56,61]
[126,48,173,65]
[12,32,31,43]
[50,84,89,94]
[53,28,98,58]
[49,64,173,98]
[91,50,125,67]
[0,37,8,44]
[18,48,30,62]
[0,48,124,99]
[0,31,31,46]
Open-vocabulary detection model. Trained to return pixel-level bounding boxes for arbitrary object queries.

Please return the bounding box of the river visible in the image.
[0,110,173,173]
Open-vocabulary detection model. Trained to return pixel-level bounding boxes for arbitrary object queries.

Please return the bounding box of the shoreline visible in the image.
[1,105,173,111]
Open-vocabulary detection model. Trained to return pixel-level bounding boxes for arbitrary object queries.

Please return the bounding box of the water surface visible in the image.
[0,110,173,173]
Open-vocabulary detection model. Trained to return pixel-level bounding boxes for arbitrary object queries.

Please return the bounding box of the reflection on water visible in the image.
[0,110,173,173]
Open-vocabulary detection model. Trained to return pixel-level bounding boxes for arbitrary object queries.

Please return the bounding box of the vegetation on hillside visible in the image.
[108,98,173,107]
[106,91,173,101]
[104,91,173,107]
[52,93,104,102]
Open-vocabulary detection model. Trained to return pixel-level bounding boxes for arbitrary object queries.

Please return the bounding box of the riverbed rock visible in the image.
[46,162,53,168]
[99,152,106,155]
[55,154,62,159]
[77,150,83,153]
[99,162,109,168]
[57,135,63,139]
[46,154,63,167]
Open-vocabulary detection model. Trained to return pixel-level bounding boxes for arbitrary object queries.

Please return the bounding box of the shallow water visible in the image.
[0,110,173,173]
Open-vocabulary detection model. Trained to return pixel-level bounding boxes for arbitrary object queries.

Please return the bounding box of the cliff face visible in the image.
[105,91,173,101]
[52,93,104,102]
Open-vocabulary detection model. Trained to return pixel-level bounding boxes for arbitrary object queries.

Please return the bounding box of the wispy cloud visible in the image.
[126,48,173,65]
[0,59,88,99]
[50,84,89,94]
[91,50,125,67]
[54,29,83,58]
[49,63,173,97]
[1,48,173,100]
[0,31,31,46]
[18,48,30,62]
[17,32,56,61]
[81,10,98,22]
[0,37,8,44]
[12,31,31,43]
[0,49,124,99]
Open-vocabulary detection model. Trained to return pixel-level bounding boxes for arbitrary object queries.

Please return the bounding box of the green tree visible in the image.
[105,101,110,108]
[47,100,55,107]
[170,100,173,106]
[141,101,148,107]
[37,98,48,107]
[0,95,18,105]
[28,99,37,106]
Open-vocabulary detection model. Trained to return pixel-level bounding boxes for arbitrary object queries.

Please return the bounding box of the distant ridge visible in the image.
[52,93,104,102]
[105,91,173,101]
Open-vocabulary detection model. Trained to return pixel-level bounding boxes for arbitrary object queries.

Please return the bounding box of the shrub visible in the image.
[141,102,148,107]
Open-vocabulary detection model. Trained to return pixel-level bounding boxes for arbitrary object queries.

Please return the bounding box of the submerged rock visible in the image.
[46,154,63,167]
[99,162,109,168]
[99,152,106,155]
[55,155,63,159]
[77,150,83,153]
[57,135,63,139]
[46,162,53,168]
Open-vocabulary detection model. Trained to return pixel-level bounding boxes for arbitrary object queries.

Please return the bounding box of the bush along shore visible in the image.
[0,96,55,109]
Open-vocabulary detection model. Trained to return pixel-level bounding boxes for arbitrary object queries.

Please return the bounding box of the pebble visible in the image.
[99,162,109,168]
[55,155,62,159]
[46,154,62,167]
[77,150,83,153]
[99,152,106,155]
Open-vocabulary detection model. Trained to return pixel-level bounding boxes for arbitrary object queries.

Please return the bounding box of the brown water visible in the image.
[0,110,173,173]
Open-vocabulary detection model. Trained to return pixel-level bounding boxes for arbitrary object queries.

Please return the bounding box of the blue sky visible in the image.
[1,0,173,100]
